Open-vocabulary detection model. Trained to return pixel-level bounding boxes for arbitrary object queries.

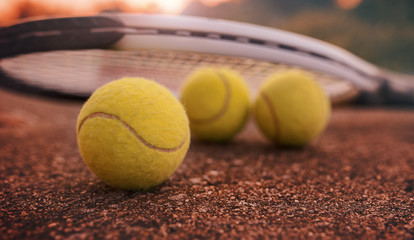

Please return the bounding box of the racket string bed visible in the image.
[0,48,357,103]
[4,13,411,104]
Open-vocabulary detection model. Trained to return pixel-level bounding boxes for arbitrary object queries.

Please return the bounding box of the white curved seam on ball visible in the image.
[78,112,188,152]
[261,92,280,141]
[189,72,231,125]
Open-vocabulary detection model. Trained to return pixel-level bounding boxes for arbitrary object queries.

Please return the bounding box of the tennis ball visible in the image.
[180,67,250,142]
[76,77,190,190]
[253,70,331,146]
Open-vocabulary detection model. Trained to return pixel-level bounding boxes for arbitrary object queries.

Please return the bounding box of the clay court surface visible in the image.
[0,88,413,239]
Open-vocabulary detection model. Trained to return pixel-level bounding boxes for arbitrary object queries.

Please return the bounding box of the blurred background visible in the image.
[1,0,413,73]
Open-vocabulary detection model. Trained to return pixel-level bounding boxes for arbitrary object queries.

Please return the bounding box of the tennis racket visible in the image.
[0,13,413,104]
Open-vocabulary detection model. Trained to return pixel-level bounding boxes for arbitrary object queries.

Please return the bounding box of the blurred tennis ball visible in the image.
[77,77,190,190]
[180,67,250,142]
[253,69,331,146]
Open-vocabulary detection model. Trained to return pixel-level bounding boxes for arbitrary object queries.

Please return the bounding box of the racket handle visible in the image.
[381,71,414,105]
[357,70,414,105]
[0,16,125,59]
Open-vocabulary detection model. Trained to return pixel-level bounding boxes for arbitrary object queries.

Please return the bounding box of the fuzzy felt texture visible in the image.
[77,78,190,190]
[254,70,331,146]
[180,67,250,142]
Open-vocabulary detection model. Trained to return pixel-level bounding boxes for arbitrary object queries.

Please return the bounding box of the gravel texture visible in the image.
[0,89,413,239]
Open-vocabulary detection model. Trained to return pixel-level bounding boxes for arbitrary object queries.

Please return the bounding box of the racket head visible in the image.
[0,48,360,104]
[0,13,371,104]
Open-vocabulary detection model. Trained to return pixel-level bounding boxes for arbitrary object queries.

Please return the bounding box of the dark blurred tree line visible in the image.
[184,0,414,72]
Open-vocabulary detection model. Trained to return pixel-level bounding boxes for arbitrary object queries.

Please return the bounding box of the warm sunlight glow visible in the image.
[122,0,190,14]
[155,0,190,13]
[200,0,234,7]
[336,0,362,10]
[0,1,21,25]
[0,0,236,25]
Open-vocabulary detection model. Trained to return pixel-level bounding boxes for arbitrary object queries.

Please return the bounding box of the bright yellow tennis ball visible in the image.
[180,67,250,142]
[76,77,190,190]
[253,70,331,146]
